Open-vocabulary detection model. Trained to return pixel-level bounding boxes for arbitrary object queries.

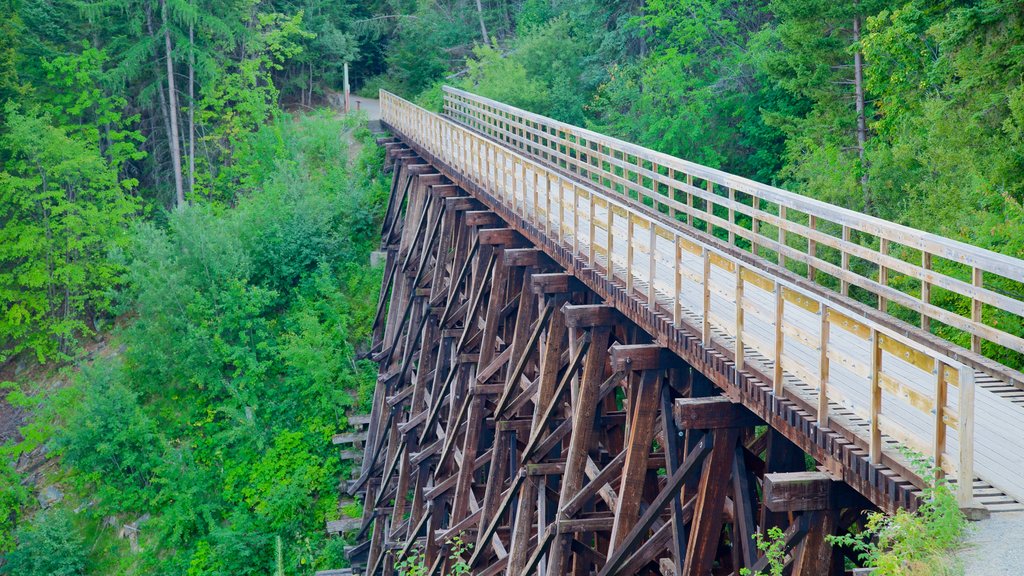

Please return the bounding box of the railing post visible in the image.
[773,285,785,395]
[879,238,890,313]
[841,226,851,296]
[735,264,745,380]
[674,235,682,327]
[573,185,580,258]
[589,194,596,266]
[818,306,830,428]
[702,249,712,347]
[869,328,882,465]
[933,359,947,483]
[648,222,657,310]
[626,214,634,293]
[922,252,932,331]
[957,367,976,507]
[972,267,983,353]
[607,207,614,281]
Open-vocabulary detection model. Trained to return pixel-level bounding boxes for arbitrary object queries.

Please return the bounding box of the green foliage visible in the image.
[446,532,474,575]
[0,104,139,362]
[57,362,161,511]
[0,508,88,576]
[827,450,968,575]
[0,457,28,554]
[739,526,787,576]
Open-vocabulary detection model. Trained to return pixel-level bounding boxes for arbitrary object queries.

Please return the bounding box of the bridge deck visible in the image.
[382,89,1024,513]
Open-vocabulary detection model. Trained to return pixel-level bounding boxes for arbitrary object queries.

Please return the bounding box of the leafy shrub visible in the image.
[1,509,87,576]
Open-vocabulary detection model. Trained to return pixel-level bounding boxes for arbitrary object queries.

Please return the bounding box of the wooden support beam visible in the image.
[610,368,662,552]
[465,210,501,227]
[429,183,461,197]
[478,227,529,247]
[763,471,833,512]
[673,396,761,430]
[504,248,557,269]
[609,344,685,372]
[532,272,585,294]
[597,433,714,576]
[682,428,738,576]
[562,304,619,328]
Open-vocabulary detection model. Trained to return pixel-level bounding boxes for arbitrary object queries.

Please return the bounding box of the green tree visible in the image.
[1,509,87,576]
[0,105,139,362]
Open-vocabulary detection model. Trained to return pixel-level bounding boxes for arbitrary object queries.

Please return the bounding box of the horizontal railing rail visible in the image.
[383,89,978,506]
[442,86,1024,371]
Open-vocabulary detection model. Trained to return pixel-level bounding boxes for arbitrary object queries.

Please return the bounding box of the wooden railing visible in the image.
[382,90,978,505]
[443,86,1024,370]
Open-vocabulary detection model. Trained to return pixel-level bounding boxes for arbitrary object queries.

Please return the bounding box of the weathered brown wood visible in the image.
[682,428,738,576]
[478,227,529,247]
[609,344,685,372]
[763,471,833,512]
[597,434,713,576]
[562,303,619,328]
[532,272,585,294]
[674,396,761,430]
[465,210,501,227]
[504,247,556,269]
[791,509,837,575]
[610,368,662,552]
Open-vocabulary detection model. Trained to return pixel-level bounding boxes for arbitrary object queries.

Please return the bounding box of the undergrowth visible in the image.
[742,449,968,576]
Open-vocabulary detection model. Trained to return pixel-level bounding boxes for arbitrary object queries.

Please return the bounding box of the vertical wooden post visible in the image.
[686,174,694,228]
[773,286,785,395]
[819,307,831,428]
[626,214,635,293]
[607,207,614,281]
[972,267,983,353]
[682,428,738,576]
[674,236,683,327]
[869,328,882,464]
[751,196,760,258]
[879,238,890,312]
[610,369,661,551]
[343,62,350,114]
[735,265,745,376]
[922,252,932,331]
[649,222,658,309]
[957,366,976,507]
[808,214,817,282]
[589,193,596,265]
[841,226,851,296]
[933,359,947,482]
[727,187,736,245]
[777,205,787,267]
[702,249,712,346]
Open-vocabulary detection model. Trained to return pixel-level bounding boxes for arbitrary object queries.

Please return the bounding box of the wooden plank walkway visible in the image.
[381,89,1024,512]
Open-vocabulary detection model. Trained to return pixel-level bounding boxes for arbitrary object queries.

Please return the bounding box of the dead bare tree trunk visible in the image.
[474,0,490,44]
[161,0,185,208]
[853,15,869,210]
[188,19,195,198]
[146,2,173,192]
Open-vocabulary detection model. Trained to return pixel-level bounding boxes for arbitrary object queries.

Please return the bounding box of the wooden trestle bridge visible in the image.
[345,87,1024,575]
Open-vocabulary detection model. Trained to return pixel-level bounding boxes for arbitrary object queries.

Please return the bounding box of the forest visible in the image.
[1,0,1022,574]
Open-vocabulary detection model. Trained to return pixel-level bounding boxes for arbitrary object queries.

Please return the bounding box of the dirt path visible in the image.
[349,96,381,121]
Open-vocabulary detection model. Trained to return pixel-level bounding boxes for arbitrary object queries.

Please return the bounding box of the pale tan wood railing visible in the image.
[442,86,1024,369]
[382,90,980,505]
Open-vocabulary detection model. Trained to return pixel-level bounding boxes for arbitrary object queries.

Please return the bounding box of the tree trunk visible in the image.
[853,15,869,209]
[188,18,195,198]
[161,0,185,208]
[474,0,489,44]
[146,2,172,191]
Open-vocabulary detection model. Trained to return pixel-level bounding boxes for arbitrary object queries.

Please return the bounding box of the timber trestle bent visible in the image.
[346,89,1024,575]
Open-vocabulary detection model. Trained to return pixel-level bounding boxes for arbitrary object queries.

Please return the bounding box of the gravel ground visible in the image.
[959,511,1024,574]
